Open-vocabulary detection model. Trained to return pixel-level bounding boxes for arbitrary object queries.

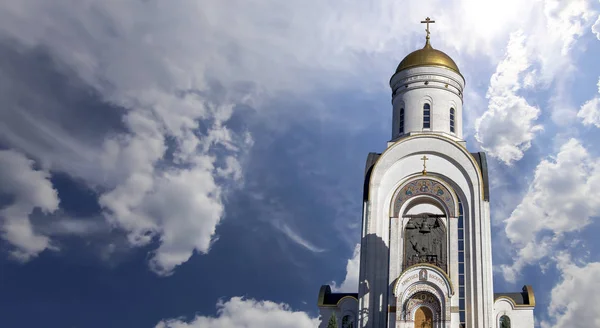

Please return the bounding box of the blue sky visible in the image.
[0,1,600,327]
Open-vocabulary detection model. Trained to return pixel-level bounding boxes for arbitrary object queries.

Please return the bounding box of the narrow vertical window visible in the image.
[423,103,431,129]
[450,108,455,133]
[399,108,405,134]
[499,315,511,328]
[458,202,465,327]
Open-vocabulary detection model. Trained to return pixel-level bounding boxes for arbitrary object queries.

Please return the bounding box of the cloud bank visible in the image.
[155,297,319,328]
[475,31,542,165]
[502,138,600,282]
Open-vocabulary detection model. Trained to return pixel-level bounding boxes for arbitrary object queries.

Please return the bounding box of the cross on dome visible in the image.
[420,17,436,41]
[392,17,461,75]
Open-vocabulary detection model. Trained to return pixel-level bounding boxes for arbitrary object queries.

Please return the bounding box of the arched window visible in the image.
[450,108,455,133]
[399,108,405,134]
[423,103,431,129]
[342,315,355,328]
[499,315,511,328]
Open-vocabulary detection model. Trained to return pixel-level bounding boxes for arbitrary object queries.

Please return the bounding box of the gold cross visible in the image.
[420,17,435,40]
[421,155,429,175]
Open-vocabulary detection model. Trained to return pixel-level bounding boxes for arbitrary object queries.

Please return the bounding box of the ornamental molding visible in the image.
[391,176,458,217]
[394,264,454,297]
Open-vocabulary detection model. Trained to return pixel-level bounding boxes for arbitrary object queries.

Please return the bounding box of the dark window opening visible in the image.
[423,103,431,129]
[499,315,511,328]
[399,108,405,134]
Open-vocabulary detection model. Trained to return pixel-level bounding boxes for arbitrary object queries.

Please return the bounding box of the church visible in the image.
[317,18,536,328]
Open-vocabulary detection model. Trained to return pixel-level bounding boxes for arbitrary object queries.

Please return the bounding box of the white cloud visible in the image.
[155,297,319,328]
[0,0,546,273]
[0,150,59,261]
[332,243,360,293]
[541,256,600,328]
[535,0,597,83]
[96,102,252,275]
[0,0,595,275]
[578,98,600,127]
[475,0,597,163]
[576,77,600,127]
[475,31,543,165]
[0,0,442,274]
[501,138,600,282]
[593,14,600,40]
[0,1,257,274]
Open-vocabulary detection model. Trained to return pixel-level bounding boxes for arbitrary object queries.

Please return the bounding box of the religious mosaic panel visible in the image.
[402,291,441,322]
[393,178,455,217]
[404,214,447,272]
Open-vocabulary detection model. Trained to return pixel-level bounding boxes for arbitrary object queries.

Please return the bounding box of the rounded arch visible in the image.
[402,290,441,322]
[336,295,358,307]
[421,95,434,106]
[494,297,517,310]
[400,194,449,220]
[448,98,458,109]
[367,134,485,203]
[414,306,434,326]
[390,176,458,218]
[393,264,454,297]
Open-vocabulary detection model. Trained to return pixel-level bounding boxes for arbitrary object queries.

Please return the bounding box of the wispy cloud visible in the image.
[274,222,325,254]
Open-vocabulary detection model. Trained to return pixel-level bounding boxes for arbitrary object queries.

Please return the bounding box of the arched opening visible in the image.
[499,315,511,328]
[399,108,405,134]
[341,315,355,328]
[423,103,431,129]
[450,108,455,133]
[414,307,433,328]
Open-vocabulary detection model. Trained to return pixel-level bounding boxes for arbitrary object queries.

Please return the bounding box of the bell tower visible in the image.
[317,18,535,328]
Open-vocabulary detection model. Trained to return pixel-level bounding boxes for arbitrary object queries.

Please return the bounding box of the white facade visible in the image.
[390,66,465,143]
[318,285,359,328]
[317,37,535,328]
[492,286,536,328]
[358,135,493,328]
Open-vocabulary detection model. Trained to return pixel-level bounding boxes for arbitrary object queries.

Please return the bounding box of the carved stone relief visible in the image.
[404,214,447,272]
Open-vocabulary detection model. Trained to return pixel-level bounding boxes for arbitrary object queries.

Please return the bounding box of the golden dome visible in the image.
[395,39,460,74]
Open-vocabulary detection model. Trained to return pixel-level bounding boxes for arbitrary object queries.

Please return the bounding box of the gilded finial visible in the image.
[420,17,436,47]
